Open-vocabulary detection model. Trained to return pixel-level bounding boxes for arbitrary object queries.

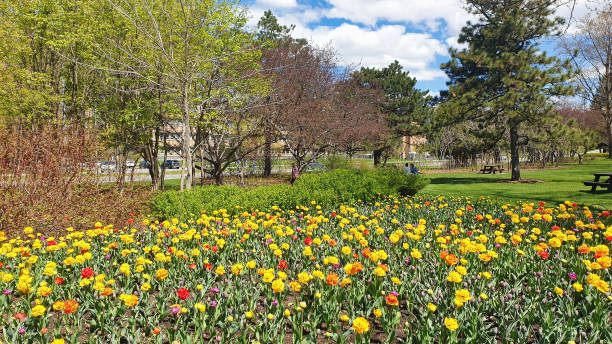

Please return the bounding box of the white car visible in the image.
[99,161,116,171]
[125,160,135,168]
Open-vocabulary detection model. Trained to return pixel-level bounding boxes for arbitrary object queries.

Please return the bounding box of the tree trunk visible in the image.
[160,132,167,191]
[608,120,612,159]
[143,139,159,191]
[200,146,206,187]
[264,138,272,177]
[510,126,521,181]
[373,149,382,166]
[129,155,139,186]
[182,84,193,189]
[214,170,223,185]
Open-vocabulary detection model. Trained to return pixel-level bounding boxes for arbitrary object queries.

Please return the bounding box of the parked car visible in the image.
[163,160,180,169]
[99,161,116,171]
[125,160,135,168]
[305,162,324,172]
[139,160,152,169]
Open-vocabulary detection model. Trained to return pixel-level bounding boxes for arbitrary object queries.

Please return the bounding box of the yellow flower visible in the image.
[455,266,467,276]
[141,283,151,291]
[271,279,285,293]
[215,266,226,276]
[427,303,437,312]
[51,340,65,344]
[245,310,254,319]
[482,271,492,279]
[53,300,65,311]
[339,314,349,322]
[455,289,471,303]
[267,313,275,320]
[444,317,459,331]
[480,293,488,300]
[554,287,564,296]
[31,305,46,317]
[231,263,243,275]
[119,294,138,307]
[410,248,422,259]
[36,285,52,297]
[373,308,383,317]
[373,267,386,277]
[155,268,168,280]
[447,271,462,283]
[194,303,206,312]
[352,317,370,334]
[119,263,130,276]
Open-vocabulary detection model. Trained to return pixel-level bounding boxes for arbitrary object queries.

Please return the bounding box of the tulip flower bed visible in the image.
[0,196,611,344]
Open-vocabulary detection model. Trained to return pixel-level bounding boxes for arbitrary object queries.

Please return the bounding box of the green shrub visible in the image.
[321,155,352,170]
[151,168,430,219]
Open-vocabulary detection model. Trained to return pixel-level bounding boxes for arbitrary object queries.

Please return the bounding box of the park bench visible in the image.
[479,165,505,174]
[583,172,612,192]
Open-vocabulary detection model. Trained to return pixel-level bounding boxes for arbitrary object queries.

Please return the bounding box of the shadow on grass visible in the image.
[429,177,502,185]
[578,189,611,195]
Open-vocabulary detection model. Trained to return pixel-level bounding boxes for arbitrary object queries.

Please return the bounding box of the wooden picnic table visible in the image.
[583,172,612,192]
[479,165,505,174]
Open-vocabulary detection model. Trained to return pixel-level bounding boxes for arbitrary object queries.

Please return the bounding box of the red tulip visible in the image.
[177,288,190,300]
[81,267,94,279]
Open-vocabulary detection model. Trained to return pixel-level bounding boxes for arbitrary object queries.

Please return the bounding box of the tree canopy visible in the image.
[440,0,574,180]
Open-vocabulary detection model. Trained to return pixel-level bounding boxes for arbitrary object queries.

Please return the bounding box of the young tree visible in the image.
[560,3,612,157]
[262,42,339,172]
[329,79,388,159]
[94,0,258,190]
[441,0,574,180]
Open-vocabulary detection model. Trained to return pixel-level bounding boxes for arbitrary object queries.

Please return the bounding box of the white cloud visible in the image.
[292,23,448,80]
[325,0,472,35]
[254,0,298,9]
[247,1,472,83]
[428,91,441,98]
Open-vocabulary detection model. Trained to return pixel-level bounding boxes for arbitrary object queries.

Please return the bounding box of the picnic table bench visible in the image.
[479,165,505,174]
[583,172,612,192]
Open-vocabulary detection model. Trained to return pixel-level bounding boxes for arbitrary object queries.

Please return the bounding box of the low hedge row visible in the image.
[151,168,430,219]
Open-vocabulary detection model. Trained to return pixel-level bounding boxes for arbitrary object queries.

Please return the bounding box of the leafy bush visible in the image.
[152,168,430,219]
[321,155,352,170]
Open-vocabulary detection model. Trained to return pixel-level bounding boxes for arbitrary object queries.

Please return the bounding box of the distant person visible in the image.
[403,163,411,174]
[409,163,419,175]
[291,163,299,185]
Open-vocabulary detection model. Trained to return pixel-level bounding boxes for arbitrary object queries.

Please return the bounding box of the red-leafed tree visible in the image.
[328,79,390,158]
[262,42,339,172]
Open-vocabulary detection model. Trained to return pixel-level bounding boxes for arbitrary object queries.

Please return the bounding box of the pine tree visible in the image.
[353,61,431,165]
[256,10,295,177]
[441,0,574,180]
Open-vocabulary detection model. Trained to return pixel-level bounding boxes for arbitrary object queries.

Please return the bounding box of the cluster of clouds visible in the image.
[248,0,599,91]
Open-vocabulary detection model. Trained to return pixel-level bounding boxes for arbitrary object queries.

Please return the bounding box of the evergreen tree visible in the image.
[256,10,294,44]
[353,61,431,165]
[441,0,574,180]
[256,10,294,177]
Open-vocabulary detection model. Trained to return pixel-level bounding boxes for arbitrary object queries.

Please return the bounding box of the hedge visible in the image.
[151,168,430,219]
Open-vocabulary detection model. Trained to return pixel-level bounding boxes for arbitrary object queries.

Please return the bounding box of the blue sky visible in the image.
[245,0,593,96]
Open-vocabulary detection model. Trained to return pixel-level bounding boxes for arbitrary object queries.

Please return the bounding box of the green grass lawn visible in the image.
[421,157,612,209]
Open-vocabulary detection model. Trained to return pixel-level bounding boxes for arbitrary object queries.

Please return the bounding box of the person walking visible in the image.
[291,163,299,185]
